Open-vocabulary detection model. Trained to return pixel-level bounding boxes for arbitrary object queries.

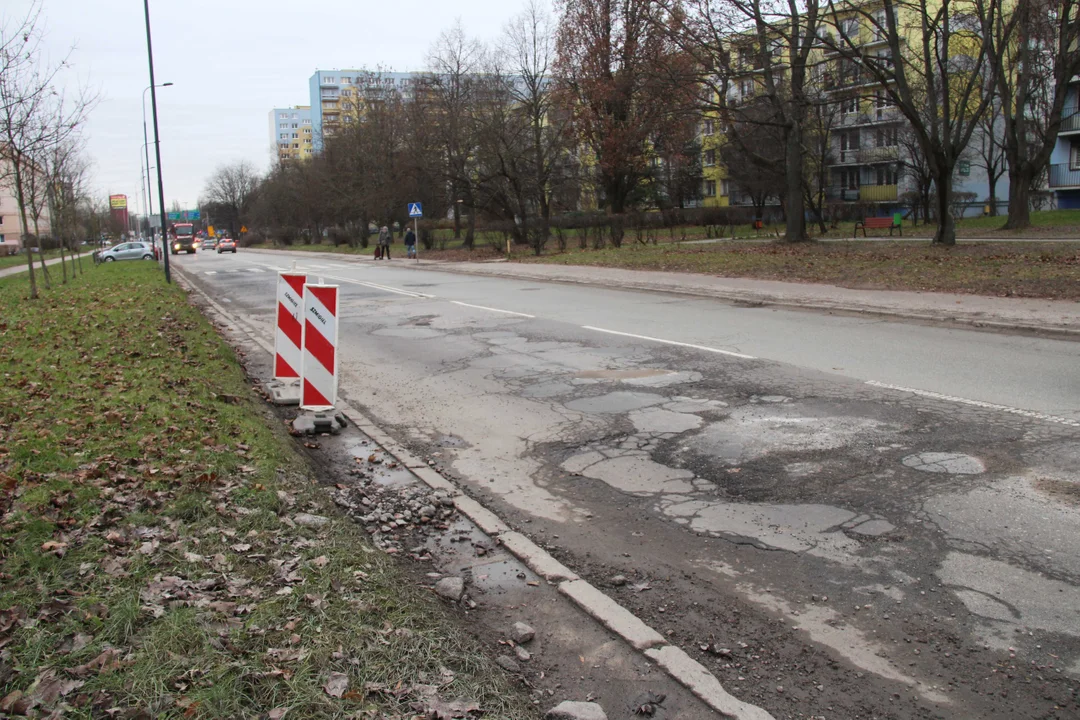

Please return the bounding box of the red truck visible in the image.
[170,223,197,254]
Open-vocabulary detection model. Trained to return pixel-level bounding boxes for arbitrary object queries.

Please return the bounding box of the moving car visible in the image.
[99,242,155,262]
[216,238,237,254]
[201,238,216,250]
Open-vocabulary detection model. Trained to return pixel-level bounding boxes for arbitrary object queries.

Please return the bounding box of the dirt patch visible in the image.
[1034,477,1080,506]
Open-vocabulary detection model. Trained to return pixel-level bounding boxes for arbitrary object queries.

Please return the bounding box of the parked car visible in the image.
[216,238,237,254]
[99,242,155,262]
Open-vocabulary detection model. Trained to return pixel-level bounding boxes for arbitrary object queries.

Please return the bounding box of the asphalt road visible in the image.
[176,248,1080,719]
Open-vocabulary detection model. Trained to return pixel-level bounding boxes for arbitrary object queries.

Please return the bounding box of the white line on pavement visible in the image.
[320,274,433,299]
[247,268,264,272]
[865,380,1080,428]
[581,326,757,359]
[204,271,217,275]
[451,301,535,318]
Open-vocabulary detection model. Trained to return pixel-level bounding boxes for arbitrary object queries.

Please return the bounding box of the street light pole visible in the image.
[142,0,171,283]
[142,81,171,247]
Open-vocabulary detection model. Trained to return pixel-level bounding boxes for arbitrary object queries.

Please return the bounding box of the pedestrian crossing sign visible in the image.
[408,202,423,218]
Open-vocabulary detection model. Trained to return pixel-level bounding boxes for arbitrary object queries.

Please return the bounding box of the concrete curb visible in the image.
[175,261,776,720]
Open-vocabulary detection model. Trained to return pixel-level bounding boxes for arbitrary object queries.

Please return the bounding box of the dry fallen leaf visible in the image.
[323,671,349,698]
[311,555,329,569]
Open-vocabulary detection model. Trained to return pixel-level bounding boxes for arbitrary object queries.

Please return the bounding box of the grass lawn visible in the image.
[0,264,535,718]
[522,240,1080,299]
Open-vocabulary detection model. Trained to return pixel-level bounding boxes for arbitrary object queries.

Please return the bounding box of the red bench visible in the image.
[854,216,901,237]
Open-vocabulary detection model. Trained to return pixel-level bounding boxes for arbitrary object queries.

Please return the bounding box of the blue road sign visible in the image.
[408,202,423,218]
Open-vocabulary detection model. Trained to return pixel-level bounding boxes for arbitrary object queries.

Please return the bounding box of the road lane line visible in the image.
[204,271,217,275]
[865,380,1080,427]
[320,274,433,299]
[247,268,264,273]
[582,326,756,359]
[451,301,534,318]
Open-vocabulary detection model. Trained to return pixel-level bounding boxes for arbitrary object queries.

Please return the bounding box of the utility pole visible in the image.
[142,0,171,283]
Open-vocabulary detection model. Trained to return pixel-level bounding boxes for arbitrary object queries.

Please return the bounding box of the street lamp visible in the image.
[142,81,172,228]
[142,0,171,282]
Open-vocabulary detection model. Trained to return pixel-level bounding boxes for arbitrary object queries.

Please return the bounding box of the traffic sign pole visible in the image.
[408,202,422,263]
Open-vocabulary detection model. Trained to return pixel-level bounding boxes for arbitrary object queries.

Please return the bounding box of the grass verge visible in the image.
[520,240,1080,299]
[0,250,72,273]
[0,264,536,719]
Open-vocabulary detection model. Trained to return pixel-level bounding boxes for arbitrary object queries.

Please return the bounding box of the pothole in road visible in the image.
[373,327,446,339]
[565,391,666,414]
[687,404,895,466]
[1033,476,1080,506]
[901,452,985,475]
[573,368,702,387]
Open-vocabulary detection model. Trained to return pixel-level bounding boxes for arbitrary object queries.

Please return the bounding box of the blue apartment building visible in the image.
[1049,75,1080,209]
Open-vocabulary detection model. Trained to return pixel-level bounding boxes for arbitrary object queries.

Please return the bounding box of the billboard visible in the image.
[109,194,129,233]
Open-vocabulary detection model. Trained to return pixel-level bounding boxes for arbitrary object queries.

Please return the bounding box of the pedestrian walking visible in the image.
[378,225,392,260]
[404,226,417,259]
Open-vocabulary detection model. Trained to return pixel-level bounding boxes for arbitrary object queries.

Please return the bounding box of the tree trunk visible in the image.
[59,237,68,284]
[465,202,475,250]
[932,169,956,246]
[782,125,809,243]
[453,196,462,239]
[37,248,52,288]
[987,174,999,217]
[1002,166,1033,230]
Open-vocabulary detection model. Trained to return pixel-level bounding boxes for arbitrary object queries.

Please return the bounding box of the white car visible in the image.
[99,242,155,262]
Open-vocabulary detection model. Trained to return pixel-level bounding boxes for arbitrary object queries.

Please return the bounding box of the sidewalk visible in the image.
[0,251,92,281]
[246,248,1080,336]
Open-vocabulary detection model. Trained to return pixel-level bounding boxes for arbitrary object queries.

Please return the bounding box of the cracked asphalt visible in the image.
[177,249,1080,719]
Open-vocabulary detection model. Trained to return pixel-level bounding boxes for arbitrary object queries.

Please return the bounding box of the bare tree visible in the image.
[824,0,1017,245]
[0,1,94,297]
[201,161,261,238]
[989,0,1080,228]
[428,22,486,248]
[972,93,1007,217]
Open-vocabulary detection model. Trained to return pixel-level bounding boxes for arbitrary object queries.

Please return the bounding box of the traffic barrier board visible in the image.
[274,273,307,380]
[300,283,339,411]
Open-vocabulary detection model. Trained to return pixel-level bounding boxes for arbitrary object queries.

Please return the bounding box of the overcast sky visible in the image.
[7,0,552,214]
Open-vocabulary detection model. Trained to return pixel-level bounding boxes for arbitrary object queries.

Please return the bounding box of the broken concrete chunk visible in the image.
[511,621,535,644]
[293,513,330,528]
[495,655,521,673]
[434,576,465,602]
[545,701,608,720]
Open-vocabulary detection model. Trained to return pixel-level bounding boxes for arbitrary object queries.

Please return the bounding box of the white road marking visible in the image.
[247,268,264,272]
[321,274,433,299]
[204,271,217,275]
[451,301,534,318]
[865,380,1080,427]
[581,326,756,359]
[221,298,231,303]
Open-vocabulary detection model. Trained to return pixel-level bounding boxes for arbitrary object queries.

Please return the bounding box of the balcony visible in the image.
[837,108,900,127]
[859,146,899,163]
[860,184,898,201]
[1049,163,1080,189]
[1060,106,1080,135]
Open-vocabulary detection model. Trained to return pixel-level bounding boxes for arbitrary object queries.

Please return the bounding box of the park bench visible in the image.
[854,216,902,237]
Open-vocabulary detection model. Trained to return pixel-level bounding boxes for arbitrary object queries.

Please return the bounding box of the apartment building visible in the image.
[268,106,314,162]
[1049,74,1080,209]
[717,3,1007,216]
[0,156,52,253]
[308,70,428,150]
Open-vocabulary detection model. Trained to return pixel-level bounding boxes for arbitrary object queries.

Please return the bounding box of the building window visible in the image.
[841,168,859,190]
[703,119,714,136]
[323,77,335,84]
[739,79,754,97]
[705,180,717,197]
[876,165,897,185]
[721,179,730,196]
[872,9,888,40]
[279,113,287,119]
[279,133,288,140]
[341,77,351,84]
[875,126,897,147]
[704,149,716,166]
[292,143,299,148]
[291,133,298,139]
[1071,143,1080,169]
[841,95,859,115]
[840,18,859,42]
[279,123,288,129]
[303,119,311,125]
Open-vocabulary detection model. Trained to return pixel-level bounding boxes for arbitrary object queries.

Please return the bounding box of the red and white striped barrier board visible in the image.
[300,283,339,411]
[274,273,307,380]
